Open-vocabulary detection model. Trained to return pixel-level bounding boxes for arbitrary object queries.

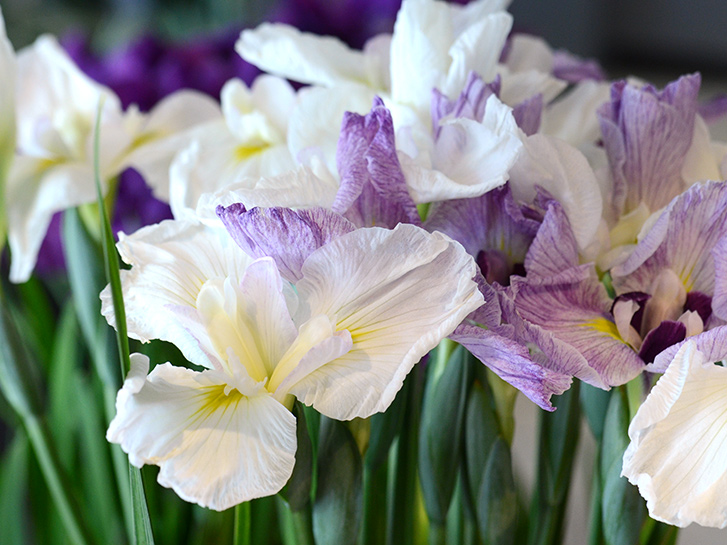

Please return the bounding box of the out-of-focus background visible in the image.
[3,0,727,543]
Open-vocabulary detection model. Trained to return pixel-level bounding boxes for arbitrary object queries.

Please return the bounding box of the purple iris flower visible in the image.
[598,74,701,219]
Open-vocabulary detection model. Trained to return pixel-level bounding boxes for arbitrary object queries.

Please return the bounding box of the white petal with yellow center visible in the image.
[107,354,297,511]
[290,223,483,419]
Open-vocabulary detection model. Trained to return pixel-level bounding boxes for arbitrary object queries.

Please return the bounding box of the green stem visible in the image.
[428,523,446,545]
[361,462,388,545]
[25,415,94,545]
[233,502,251,545]
[387,368,424,545]
[625,379,643,422]
[104,385,133,539]
[129,465,154,544]
[290,506,315,545]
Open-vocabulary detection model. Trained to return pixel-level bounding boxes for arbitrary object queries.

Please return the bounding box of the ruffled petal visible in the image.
[623,340,727,528]
[334,97,420,228]
[100,219,253,365]
[450,323,572,411]
[236,23,369,87]
[508,133,603,251]
[217,205,355,283]
[108,354,297,511]
[507,269,645,386]
[613,181,727,297]
[292,223,483,419]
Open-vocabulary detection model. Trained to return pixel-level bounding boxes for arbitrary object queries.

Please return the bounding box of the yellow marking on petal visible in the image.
[191,385,244,422]
[235,144,267,161]
[584,317,623,342]
[131,130,163,150]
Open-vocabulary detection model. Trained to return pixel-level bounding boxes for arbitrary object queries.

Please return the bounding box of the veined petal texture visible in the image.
[101,218,254,366]
[107,354,297,511]
[623,339,727,528]
[290,223,484,419]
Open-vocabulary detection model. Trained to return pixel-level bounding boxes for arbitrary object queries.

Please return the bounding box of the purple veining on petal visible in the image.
[450,323,572,411]
[425,184,540,284]
[431,72,501,134]
[524,193,578,279]
[217,204,356,282]
[506,267,645,386]
[638,320,687,364]
[712,236,727,322]
[552,49,607,83]
[333,97,420,228]
[611,292,651,333]
[597,73,701,217]
[684,291,713,324]
[512,93,543,136]
[613,181,727,300]
[496,278,608,389]
[698,94,727,124]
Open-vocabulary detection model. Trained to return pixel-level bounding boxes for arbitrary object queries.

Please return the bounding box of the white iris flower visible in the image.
[106,221,483,510]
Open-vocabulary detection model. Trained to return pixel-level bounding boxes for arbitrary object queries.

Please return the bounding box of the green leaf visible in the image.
[233,502,251,545]
[600,388,645,545]
[477,437,517,545]
[130,466,155,545]
[0,434,31,545]
[580,383,613,443]
[462,374,501,514]
[280,402,314,512]
[641,520,679,545]
[418,344,472,524]
[360,461,388,545]
[528,382,581,545]
[313,416,363,545]
[16,277,57,366]
[366,373,408,470]
[62,208,117,387]
[77,378,124,544]
[47,303,82,470]
[91,100,154,545]
[386,366,425,545]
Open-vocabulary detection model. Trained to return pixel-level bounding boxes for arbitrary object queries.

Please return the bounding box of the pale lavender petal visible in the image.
[507,269,646,386]
[512,93,543,136]
[698,95,727,124]
[450,323,572,411]
[598,74,701,217]
[524,194,578,279]
[552,49,606,83]
[496,280,606,388]
[333,97,420,228]
[217,204,356,282]
[712,236,727,322]
[431,71,500,132]
[613,181,727,298]
[424,184,539,285]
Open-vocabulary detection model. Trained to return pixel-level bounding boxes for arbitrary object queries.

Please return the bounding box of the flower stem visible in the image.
[233,502,251,545]
[290,507,316,545]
